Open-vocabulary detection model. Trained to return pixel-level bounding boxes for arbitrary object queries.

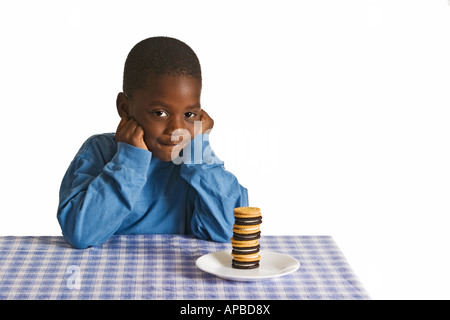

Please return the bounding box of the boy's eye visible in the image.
[154,111,168,117]
[185,112,197,118]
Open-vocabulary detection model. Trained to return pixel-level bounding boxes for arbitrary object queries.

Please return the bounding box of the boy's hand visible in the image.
[197,109,214,136]
[115,116,148,151]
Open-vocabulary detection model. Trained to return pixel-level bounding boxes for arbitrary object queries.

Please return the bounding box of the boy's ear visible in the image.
[116,92,130,118]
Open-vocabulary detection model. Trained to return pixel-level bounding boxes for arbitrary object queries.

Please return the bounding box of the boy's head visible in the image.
[117,36,203,161]
[122,36,202,98]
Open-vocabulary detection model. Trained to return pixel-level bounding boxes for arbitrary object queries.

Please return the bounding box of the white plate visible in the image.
[195,250,300,282]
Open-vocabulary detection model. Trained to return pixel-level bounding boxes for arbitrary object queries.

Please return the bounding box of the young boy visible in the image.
[57,37,248,249]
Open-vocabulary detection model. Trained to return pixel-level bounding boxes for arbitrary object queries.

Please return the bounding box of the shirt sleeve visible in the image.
[179,134,249,242]
[57,137,151,249]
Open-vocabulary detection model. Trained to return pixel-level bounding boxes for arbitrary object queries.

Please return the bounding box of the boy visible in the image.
[57,37,248,249]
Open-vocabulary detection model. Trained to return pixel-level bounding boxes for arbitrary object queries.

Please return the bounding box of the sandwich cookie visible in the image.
[231,252,261,269]
[234,217,263,226]
[231,238,259,248]
[232,260,260,269]
[231,238,260,255]
[233,207,262,219]
[232,224,261,241]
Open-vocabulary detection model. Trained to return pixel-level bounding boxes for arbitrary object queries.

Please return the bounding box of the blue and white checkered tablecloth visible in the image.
[0,234,369,300]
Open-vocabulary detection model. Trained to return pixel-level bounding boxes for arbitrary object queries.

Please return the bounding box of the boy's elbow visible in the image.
[192,220,233,243]
[58,205,99,249]
[62,231,93,249]
[211,233,233,243]
[58,216,96,249]
[69,237,92,250]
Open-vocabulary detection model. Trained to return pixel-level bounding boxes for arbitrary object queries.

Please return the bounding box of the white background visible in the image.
[0,0,449,300]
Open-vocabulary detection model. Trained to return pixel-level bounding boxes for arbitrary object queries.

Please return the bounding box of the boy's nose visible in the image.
[165,116,185,135]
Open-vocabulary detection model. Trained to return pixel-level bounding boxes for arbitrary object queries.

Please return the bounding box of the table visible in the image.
[0,234,369,300]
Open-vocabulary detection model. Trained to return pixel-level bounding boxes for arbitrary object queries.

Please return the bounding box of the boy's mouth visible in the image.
[159,141,179,148]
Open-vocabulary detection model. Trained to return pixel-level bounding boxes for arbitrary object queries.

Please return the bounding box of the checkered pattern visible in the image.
[0,235,369,300]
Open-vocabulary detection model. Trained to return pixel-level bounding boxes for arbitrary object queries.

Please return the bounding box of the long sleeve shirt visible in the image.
[57,132,248,249]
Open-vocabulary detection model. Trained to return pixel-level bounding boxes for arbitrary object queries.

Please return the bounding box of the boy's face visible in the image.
[117,75,202,161]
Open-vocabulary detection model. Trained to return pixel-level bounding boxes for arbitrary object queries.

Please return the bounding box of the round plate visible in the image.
[195,250,300,282]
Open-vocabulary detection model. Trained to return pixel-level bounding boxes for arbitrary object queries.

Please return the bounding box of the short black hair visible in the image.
[122,36,202,98]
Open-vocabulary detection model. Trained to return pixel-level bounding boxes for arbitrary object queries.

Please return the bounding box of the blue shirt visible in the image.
[57,133,248,249]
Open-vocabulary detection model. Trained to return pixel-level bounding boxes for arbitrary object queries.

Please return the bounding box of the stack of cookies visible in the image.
[231,207,262,269]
